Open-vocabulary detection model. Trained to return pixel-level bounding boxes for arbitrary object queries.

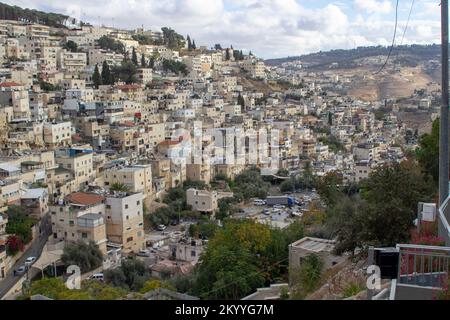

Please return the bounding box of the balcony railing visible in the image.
[396,244,450,288]
[438,195,450,246]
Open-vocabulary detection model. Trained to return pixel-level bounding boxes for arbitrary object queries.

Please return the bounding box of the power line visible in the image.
[393,0,416,70]
[374,0,400,75]
[399,0,416,46]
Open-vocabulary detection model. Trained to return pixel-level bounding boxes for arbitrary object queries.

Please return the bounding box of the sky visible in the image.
[4,0,442,59]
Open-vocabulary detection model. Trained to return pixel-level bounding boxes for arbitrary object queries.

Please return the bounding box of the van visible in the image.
[89,273,104,281]
[253,199,266,206]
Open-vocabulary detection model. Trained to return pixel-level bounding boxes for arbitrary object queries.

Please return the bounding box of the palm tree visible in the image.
[110,182,129,192]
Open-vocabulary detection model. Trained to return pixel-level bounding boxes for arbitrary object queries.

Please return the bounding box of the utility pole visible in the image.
[439,0,449,207]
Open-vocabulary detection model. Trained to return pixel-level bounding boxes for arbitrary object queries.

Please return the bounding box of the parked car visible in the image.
[25,256,37,266]
[14,265,27,276]
[157,224,167,231]
[137,250,151,257]
[89,273,104,281]
[253,199,266,206]
[263,208,271,215]
[273,204,286,209]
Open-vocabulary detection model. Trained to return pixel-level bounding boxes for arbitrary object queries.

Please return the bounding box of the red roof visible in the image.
[65,192,104,206]
[121,121,136,127]
[0,82,22,88]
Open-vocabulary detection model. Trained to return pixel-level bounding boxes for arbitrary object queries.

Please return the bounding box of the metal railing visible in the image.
[438,195,450,246]
[396,244,450,288]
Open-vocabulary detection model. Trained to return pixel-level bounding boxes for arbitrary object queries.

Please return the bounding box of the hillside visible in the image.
[265,44,441,70]
[0,2,69,27]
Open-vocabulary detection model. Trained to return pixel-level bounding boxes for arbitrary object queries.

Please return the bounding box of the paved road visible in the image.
[0,215,52,299]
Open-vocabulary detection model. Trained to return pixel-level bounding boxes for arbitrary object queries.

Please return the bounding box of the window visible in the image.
[125,204,129,209]
[126,236,133,242]
[137,201,140,205]
[191,251,196,257]
[81,232,87,238]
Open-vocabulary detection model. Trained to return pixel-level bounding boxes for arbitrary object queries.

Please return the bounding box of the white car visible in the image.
[157,224,167,231]
[273,204,286,209]
[89,273,104,281]
[25,256,36,266]
[137,250,151,257]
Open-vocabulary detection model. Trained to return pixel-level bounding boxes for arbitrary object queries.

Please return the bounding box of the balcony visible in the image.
[393,244,449,300]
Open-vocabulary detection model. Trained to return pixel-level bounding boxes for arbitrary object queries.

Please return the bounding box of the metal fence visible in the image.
[397,244,450,288]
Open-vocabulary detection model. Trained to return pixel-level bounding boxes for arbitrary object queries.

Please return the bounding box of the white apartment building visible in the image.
[57,50,87,72]
[44,121,72,148]
[186,188,218,213]
[105,192,145,253]
[104,165,153,197]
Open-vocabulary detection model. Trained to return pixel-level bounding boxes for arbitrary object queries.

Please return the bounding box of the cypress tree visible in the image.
[141,53,146,67]
[92,64,101,88]
[192,40,196,50]
[132,47,138,65]
[101,61,112,85]
[187,35,192,50]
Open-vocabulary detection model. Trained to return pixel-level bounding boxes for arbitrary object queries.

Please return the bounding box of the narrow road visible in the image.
[0,215,52,299]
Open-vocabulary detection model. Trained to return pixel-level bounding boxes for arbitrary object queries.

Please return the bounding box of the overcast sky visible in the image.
[5,0,442,59]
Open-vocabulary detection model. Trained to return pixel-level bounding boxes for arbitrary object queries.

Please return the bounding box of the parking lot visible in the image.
[232,190,322,228]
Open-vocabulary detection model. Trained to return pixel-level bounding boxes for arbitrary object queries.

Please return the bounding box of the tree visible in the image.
[92,64,102,88]
[140,280,175,293]
[39,80,55,92]
[214,44,222,50]
[110,182,129,192]
[161,27,185,50]
[162,59,188,76]
[416,118,439,184]
[104,258,150,291]
[326,161,435,255]
[5,235,24,256]
[280,180,294,193]
[149,56,155,69]
[187,35,192,50]
[225,48,230,61]
[25,277,126,300]
[325,195,365,255]
[61,241,103,273]
[291,254,323,299]
[97,36,125,54]
[131,47,138,65]
[112,61,138,84]
[64,40,78,52]
[141,53,146,67]
[192,40,196,50]
[5,205,35,244]
[101,61,112,85]
[237,93,245,111]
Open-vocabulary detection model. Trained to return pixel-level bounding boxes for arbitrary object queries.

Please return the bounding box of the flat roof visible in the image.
[290,237,335,253]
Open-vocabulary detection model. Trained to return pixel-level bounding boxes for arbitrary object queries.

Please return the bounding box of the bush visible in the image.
[5,205,35,244]
[104,258,150,291]
[291,254,323,299]
[6,235,24,256]
[61,241,103,274]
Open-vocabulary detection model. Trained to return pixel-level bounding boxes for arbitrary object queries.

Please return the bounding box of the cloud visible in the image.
[353,0,393,14]
[1,0,440,59]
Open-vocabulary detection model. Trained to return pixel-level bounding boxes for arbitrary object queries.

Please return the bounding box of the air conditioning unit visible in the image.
[419,203,437,222]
